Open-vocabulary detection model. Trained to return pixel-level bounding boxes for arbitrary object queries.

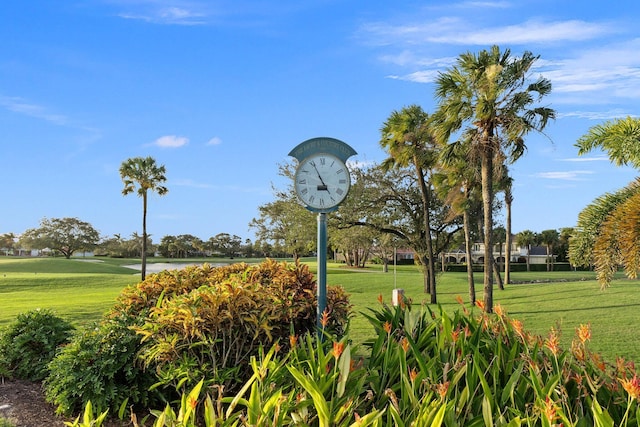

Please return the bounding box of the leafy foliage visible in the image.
[434,45,555,313]
[44,315,160,415]
[44,259,350,415]
[74,298,640,426]
[19,217,101,258]
[0,309,74,381]
[133,259,351,393]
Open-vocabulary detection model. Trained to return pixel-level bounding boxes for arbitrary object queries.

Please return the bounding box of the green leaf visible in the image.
[431,403,447,427]
[336,343,351,398]
[247,380,260,424]
[473,349,494,404]
[117,397,129,420]
[288,365,331,427]
[500,361,523,406]
[182,378,204,422]
[482,395,494,427]
[591,397,614,427]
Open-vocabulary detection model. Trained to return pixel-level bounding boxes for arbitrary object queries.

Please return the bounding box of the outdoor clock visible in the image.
[294,152,350,211]
[288,137,357,330]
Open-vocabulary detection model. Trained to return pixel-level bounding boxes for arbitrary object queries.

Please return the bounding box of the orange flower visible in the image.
[451,328,460,343]
[289,334,298,348]
[400,337,410,352]
[377,294,384,304]
[383,321,392,334]
[511,318,524,337]
[436,381,450,400]
[577,323,591,344]
[545,328,561,356]
[455,295,464,305]
[620,375,640,401]
[591,352,606,372]
[320,309,330,328]
[409,367,419,382]
[333,341,345,359]
[475,300,485,311]
[571,340,586,362]
[541,396,557,423]
[187,396,198,411]
[494,304,505,317]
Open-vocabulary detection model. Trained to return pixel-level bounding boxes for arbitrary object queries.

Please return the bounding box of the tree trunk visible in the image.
[526,247,531,272]
[463,208,475,304]
[141,192,148,281]
[418,253,430,296]
[497,242,504,290]
[493,258,503,290]
[415,160,436,304]
[481,152,494,313]
[505,199,512,285]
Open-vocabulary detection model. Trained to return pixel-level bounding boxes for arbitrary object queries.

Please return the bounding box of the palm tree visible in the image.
[492,226,506,290]
[435,134,482,304]
[380,105,440,303]
[502,173,514,285]
[539,229,559,271]
[572,117,640,287]
[516,230,537,272]
[576,116,640,167]
[433,45,555,312]
[120,156,168,280]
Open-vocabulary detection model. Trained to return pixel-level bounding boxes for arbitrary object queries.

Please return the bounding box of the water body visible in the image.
[123,262,226,273]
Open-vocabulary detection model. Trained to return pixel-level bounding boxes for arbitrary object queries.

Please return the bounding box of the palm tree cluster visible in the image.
[379,45,555,313]
[570,117,640,286]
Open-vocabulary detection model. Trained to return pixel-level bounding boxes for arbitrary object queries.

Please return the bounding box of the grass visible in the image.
[1,256,639,364]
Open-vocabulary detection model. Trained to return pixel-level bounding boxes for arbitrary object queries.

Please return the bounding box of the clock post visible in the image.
[289,137,357,331]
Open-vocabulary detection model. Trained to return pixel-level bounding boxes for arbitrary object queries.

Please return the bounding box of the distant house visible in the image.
[443,241,554,265]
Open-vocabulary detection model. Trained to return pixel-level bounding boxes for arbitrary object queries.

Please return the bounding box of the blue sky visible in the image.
[2,1,639,242]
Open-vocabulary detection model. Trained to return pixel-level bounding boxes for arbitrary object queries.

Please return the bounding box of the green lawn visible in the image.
[1,257,639,364]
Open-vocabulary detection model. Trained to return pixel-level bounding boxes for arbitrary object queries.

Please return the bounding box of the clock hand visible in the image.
[312,163,331,193]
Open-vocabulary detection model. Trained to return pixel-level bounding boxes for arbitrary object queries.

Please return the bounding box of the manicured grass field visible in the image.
[1,256,639,364]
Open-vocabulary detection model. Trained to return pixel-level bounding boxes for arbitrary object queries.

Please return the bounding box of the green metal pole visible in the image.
[317,212,327,331]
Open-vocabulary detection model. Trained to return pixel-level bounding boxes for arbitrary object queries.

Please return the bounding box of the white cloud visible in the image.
[0,96,68,125]
[534,171,594,180]
[387,70,440,83]
[114,1,208,25]
[207,136,222,146]
[173,178,211,188]
[359,18,611,48]
[558,110,636,120]
[562,156,610,162]
[154,135,189,148]
[543,39,640,106]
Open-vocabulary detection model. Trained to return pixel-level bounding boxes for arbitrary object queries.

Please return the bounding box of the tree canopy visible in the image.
[20,217,100,259]
[434,45,555,312]
[571,117,640,286]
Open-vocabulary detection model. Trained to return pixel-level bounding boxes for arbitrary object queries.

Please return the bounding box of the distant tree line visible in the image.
[0,218,269,260]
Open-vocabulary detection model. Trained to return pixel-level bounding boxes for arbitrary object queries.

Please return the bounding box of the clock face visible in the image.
[294,153,350,210]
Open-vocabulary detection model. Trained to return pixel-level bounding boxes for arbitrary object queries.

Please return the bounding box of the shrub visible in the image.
[45,259,351,416]
[43,314,161,415]
[0,309,74,381]
[133,259,351,393]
